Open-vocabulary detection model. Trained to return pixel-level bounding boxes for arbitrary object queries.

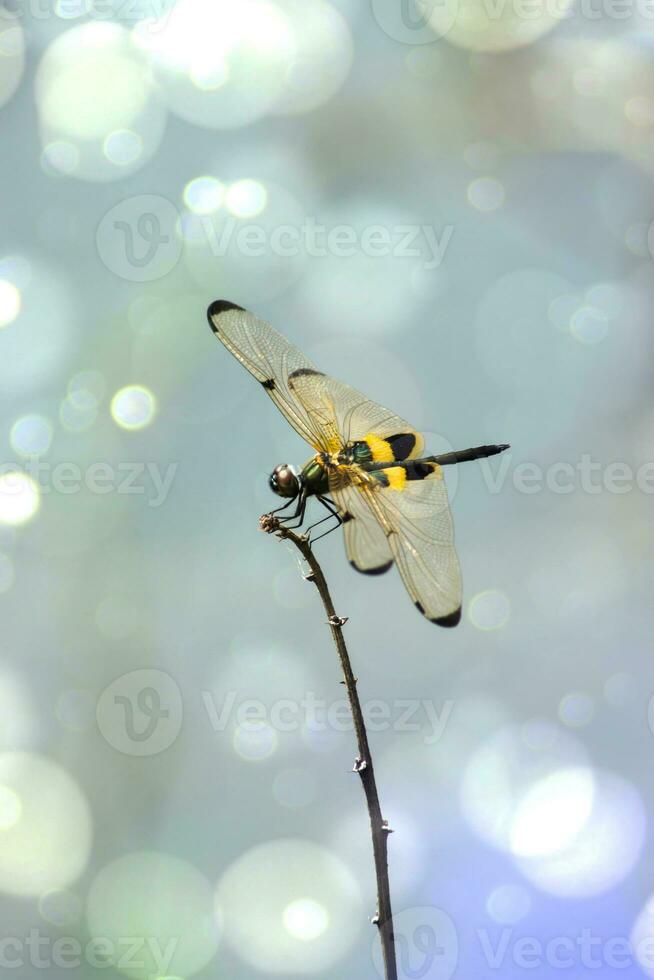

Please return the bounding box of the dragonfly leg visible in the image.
[276,488,307,529]
[268,493,301,517]
[307,496,343,544]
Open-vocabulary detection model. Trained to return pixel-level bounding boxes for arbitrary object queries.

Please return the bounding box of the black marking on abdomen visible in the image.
[387,433,417,460]
[261,378,276,390]
[405,461,436,481]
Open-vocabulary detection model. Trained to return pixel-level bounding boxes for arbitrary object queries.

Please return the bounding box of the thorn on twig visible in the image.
[371,913,380,926]
[303,571,316,583]
[382,820,394,834]
[328,614,348,627]
[353,757,368,773]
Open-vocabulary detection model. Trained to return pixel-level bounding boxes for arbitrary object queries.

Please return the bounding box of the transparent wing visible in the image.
[353,467,462,626]
[209,301,425,459]
[207,300,334,451]
[329,480,393,576]
[287,368,425,459]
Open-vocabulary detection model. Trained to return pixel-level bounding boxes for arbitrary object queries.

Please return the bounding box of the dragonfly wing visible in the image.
[286,371,425,461]
[210,298,426,470]
[207,300,337,451]
[355,464,462,626]
[329,478,393,575]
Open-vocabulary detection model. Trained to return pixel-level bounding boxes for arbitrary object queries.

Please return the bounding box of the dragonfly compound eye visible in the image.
[269,464,299,498]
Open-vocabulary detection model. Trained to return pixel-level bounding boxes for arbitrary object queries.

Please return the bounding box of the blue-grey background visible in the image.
[1,1,653,977]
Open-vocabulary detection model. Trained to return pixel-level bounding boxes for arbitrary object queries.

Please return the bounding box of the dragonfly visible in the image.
[208,299,509,627]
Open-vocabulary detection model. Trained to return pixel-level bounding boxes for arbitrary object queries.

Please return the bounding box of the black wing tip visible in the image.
[207,299,245,330]
[288,367,325,379]
[349,559,393,576]
[415,601,462,627]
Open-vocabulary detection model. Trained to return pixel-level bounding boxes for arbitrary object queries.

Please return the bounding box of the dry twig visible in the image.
[260,512,398,980]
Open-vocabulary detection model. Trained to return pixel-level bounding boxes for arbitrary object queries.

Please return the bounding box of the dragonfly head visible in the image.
[269,463,301,499]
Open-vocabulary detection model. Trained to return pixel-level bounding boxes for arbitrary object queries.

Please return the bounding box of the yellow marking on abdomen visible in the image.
[364,433,395,463]
[385,466,407,491]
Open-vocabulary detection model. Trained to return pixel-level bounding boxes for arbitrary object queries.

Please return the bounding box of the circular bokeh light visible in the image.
[216,839,362,973]
[103,128,143,166]
[86,851,220,979]
[0,472,40,526]
[0,751,92,896]
[270,0,352,115]
[0,784,21,830]
[510,766,595,858]
[10,414,53,457]
[0,257,76,395]
[516,770,645,897]
[460,722,590,854]
[183,176,225,215]
[570,305,609,344]
[559,692,594,728]
[60,397,97,432]
[467,177,505,211]
[428,0,574,51]
[38,23,148,138]
[134,0,295,129]
[68,370,105,409]
[35,22,165,181]
[0,278,20,327]
[233,722,278,761]
[468,589,510,630]
[225,179,267,218]
[110,385,156,430]
[486,884,531,925]
[283,898,329,941]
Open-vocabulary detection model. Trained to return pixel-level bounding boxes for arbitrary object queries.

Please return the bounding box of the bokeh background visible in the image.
[1,0,654,977]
